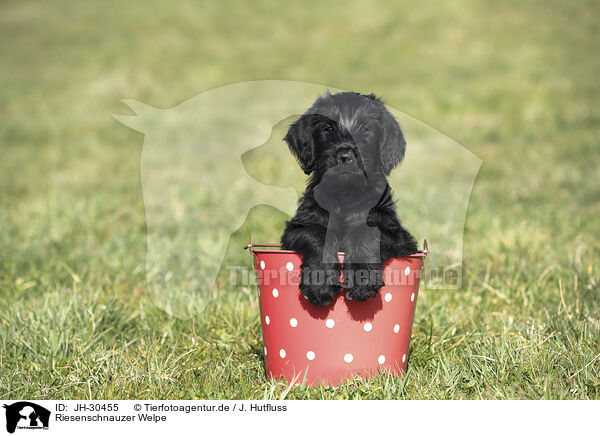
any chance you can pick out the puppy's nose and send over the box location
[336,148,355,164]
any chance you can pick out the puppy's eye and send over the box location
[360,125,372,134]
[323,125,333,132]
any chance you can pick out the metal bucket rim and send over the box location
[245,237,429,258]
[250,248,427,258]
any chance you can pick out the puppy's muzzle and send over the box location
[336,146,356,164]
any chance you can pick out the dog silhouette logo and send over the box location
[2,402,50,434]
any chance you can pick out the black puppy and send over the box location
[281,92,418,306]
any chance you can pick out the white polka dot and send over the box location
[289,317,298,327]
[306,351,315,360]
[303,295,309,300]
[363,322,373,332]
[402,353,406,363]
[378,355,386,365]
[410,292,415,302]
[280,349,286,358]
[326,319,335,328]
[264,346,267,356]
[384,293,392,302]
[344,353,353,363]
[265,315,270,325]
[272,288,279,298]
[404,266,410,276]
[260,260,265,270]
[286,262,294,271]
[393,324,400,334]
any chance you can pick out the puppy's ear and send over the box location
[380,108,406,175]
[284,114,315,174]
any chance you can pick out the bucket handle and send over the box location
[245,234,429,257]
[243,234,282,254]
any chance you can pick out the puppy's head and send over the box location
[284,92,406,189]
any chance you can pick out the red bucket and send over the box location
[248,239,428,386]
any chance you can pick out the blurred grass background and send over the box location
[1,0,598,399]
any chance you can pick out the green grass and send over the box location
[1,0,599,399]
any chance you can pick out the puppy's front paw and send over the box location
[342,264,384,302]
[300,283,340,306]
[345,283,381,301]
[300,264,341,306]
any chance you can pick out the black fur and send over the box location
[281,92,418,306]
